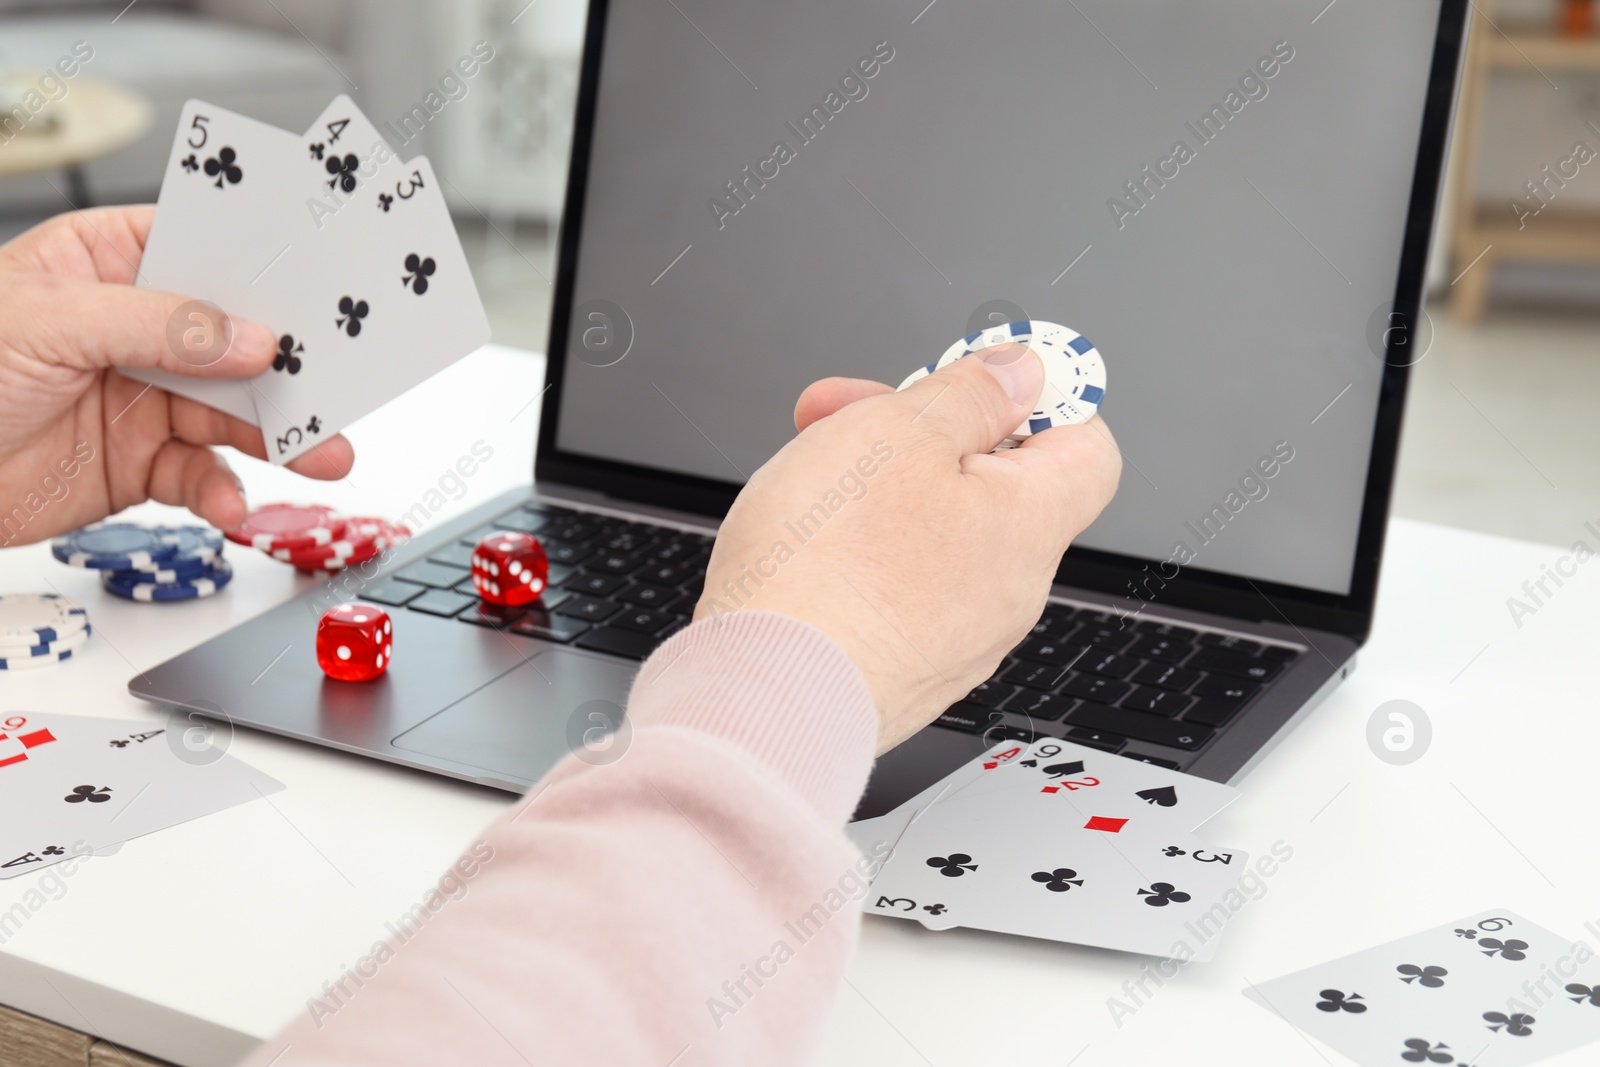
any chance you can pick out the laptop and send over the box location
[130,0,1469,819]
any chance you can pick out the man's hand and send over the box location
[699,344,1122,752]
[0,206,354,544]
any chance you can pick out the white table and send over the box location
[1,345,1595,1066]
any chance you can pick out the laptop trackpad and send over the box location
[391,650,637,786]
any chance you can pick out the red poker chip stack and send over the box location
[226,504,411,577]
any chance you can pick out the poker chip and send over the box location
[278,519,411,572]
[271,518,383,563]
[897,365,932,391]
[112,553,220,584]
[0,624,91,661]
[151,524,225,564]
[900,320,1107,448]
[0,593,89,645]
[52,522,182,569]
[226,504,347,552]
[102,559,234,602]
[233,504,412,577]
[0,647,78,670]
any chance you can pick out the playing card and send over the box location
[945,737,1241,832]
[846,738,1031,859]
[124,99,308,425]
[868,765,1248,960]
[1245,909,1600,1066]
[0,712,285,879]
[302,94,398,212]
[247,148,491,465]
[123,95,489,468]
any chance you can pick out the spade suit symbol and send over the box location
[1135,785,1179,808]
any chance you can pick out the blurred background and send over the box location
[0,0,1595,550]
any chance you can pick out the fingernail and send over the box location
[229,318,275,362]
[978,343,1043,406]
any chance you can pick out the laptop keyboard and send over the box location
[940,601,1301,768]
[360,499,710,662]
[359,497,1301,768]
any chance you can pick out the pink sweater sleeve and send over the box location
[240,611,881,1067]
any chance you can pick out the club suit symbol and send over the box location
[325,152,359,193]
[64,784,111,804]
[1397,964,1447,988]
[337,297,369,337]
[1030,868,1084,893]
[1478,937,1529,961]
[1482,1011,1535,1036]
[1312,991,1363,1017]
[274,334,303,374]
[203,147,242,189]
[403,254,436,295]
[926,854,978,877]
[1400,1038,1454,1063]
[1315,989,1366,1013]
[1135,882,1190,907]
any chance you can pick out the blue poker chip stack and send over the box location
[103,558,234,603]
[53,521,232,604]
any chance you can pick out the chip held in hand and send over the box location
[316,602,392,682]
[471,532,549,607]
[897,320,1107,449]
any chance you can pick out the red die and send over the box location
[316,602,392,681]
[471,531,549,607]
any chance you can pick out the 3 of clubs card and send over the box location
[1246,910,1600,1065]
[245,96,490,464]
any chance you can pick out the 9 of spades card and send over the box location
[246,144,491,465]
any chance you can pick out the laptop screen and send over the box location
[552,0,1446,597]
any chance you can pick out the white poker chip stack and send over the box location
[0,594,91,670]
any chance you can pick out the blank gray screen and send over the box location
[555,0,1445,596]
